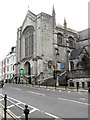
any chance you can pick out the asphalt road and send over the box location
[0,83,89,120]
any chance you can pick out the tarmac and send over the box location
[0,83,88,119]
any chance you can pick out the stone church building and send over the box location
[16,7,90,88]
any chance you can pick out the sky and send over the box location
[0,0,89,61]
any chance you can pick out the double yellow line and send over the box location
[0,103,21,120]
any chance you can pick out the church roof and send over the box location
[56,24,78,34]
[70,48,83,60]
[77,29,88,41]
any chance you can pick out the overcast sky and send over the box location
[0,0,89,61]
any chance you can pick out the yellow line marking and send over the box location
[0,103,21,120]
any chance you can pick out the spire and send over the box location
[52,5,55,15]
[64,18,67,29]
[52,5,56,29]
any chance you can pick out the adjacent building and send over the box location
[2,47,16,82]
[0,61,2,80]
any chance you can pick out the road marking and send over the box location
[80,98,86,100]
[7,104,15,108]
[27,91,46,96]
[59,90,61,92]
[7,102,21,109]
[29,108,38,113]
[0,99,3,101]
[0,102,21,120]
[0,94,59,119]
[52,90,55,91]
[9,87,21,91]
[47,89,50,90]
[58,98,70,102]
[58,97,88,105]
[7,109,21,120]
[9,96,39,110]
[14,88,21,90]
[45,112,59,119]
[78,92,82,94]
[68,91,70,93]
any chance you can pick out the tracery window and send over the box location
[24,26,34,57]
[69,36,74,47]
[70,61,74,70]
[57,33,63,45]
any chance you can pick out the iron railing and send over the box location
[0,94,29,120]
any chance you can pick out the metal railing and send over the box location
[0,94,29,120]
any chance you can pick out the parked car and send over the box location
[0,80,4,88]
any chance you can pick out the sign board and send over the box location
[20,68,24,75]
[61,63,64,68]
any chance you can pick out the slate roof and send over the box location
[70,48,83,60]
[77,29,88,41]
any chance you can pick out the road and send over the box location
[0,83,89,120]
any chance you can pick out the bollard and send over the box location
[24,104,29,120]
[76,82,79,91]
[46,80,47,89]
[39,81,40,87]
[55,81,56,90]
[4,94,7,120]
[88,87,90,94]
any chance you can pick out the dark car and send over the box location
[0,80,4,88]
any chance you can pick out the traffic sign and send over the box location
[20,68,24,75]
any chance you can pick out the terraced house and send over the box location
[15,7,90,88]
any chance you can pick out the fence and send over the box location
[0,94,29,120]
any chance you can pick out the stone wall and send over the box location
[68,69,90,78]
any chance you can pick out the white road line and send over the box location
[45,112,59,119]
[7,104,15,109]
[9,87,21,91]
[14,88,21,90]
[78,92,82,94]
[29,108,37,113]
[47,89,50,90]
[58,97,88,105]
[9,96,39,110]
[80,98,86,100]
[8,97,24,104]
[52,90,55,91]
[0,99,3,101]
[7,102,21,109]
[59,90,61,92]
[0,94,59,119]
[27,91,45,96]
[58,98,70,102]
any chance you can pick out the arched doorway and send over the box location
[24,61,31,75]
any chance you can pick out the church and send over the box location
[15,6,90,88]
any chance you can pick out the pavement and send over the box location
[20,83,88,93]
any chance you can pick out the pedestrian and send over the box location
[15,76,17,84]
[19,77,20,84]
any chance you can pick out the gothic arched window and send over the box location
[70,61,74,70]
[23,26,34,57]
[57,33,63,45]
[68,36,74,47]
[82,58,86,69]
